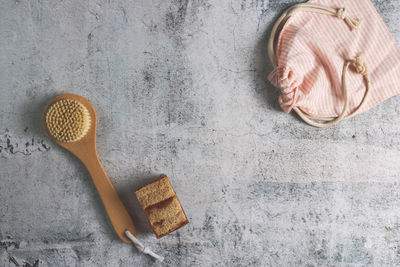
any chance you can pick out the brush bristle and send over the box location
[45,99,91,143]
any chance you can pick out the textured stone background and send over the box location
[2,0,400,266]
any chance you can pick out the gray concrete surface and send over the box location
[2,0,400,266]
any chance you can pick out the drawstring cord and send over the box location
[268,3,370,128]
[335,8,361,31]
[125,230,164,262]
[297,52,370,128]
[352,52,368,76]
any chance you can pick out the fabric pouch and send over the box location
[268,0,400,127]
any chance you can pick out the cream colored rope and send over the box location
[268,3,370,128]
[125,230,164,262]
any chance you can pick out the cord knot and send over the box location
[336,8,346,19]
[336,7,361,31]
[352,53,368,76]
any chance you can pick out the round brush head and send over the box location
[44,98,91,143]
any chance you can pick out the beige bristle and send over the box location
[45,99,91,143]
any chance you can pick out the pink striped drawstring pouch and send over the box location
[268,0,400,128]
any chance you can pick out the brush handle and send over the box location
[80,147,136,243]
[46,94,136,243]
[45,94,136,243]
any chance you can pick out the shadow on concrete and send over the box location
[252,22,281,112]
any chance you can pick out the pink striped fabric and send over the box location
[268,0,400,118]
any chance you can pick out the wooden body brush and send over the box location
[43,94,136,243]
